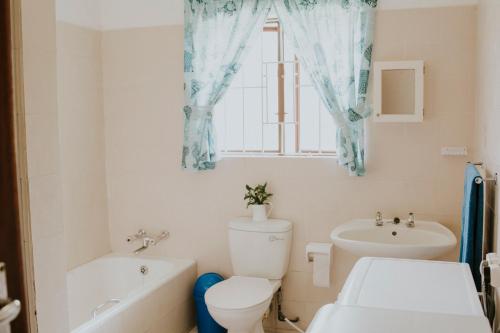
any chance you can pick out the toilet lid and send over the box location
[205,276,273,310]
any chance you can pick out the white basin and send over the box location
[330,219,457,260]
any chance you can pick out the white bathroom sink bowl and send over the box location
[330,219,457,260]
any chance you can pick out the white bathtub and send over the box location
[67,254,197,333]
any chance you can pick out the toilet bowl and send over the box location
[205,276,275,333]
[204,218,293,333]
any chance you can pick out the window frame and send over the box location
[219,18,337,158]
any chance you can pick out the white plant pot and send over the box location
[251,204,271,222]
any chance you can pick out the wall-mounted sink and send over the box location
[330,219,457,260]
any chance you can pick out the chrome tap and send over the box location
[406,212,415,228]
[384,217,401,225]
[126,230,169,254]
[375,211,384,226]
[126,229,146,242]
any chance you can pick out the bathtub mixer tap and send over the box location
[126,229,169,254]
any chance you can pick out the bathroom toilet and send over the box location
[205,218,292,333]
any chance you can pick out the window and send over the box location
[213,18,337,156]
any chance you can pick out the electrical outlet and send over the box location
[441,147,468,156]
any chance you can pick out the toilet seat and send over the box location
[205,276,273,310]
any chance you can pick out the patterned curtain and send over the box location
[182,0,272,171]
[274,0,377,176]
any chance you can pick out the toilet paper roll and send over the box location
[306,242,333,288]
[312,253,331,288]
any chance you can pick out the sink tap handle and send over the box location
[407,212,415,228]
[375,211,383,226]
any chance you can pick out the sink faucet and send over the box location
[375,211,384,226]
[126,229,169,254]
[406,212,415,228]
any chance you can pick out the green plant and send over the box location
[244,183,273,208]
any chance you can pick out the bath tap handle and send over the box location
[128,230,170,254]
[154,231,169,243]
[140,232,169,246]
[126,229,146,243]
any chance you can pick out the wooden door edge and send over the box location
[7,0,38,331]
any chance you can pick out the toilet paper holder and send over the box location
[306,242,332,262]
[306,242,333,288]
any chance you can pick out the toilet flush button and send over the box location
[269,235,284,242]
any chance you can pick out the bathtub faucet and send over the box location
[126,229,169,254]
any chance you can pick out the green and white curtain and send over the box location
[182,0,272,170]
[182,0,377,176]
[274,0,377,176]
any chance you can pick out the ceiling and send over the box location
[56,0,478,30]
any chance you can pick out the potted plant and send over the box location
[244,183,273,222]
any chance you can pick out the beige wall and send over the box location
[100,6,477,330]
[21,0,70,331]
[475,0,500,328]
[56,22,111,270]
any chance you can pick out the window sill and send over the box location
[221,152,337,159]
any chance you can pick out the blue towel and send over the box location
[459,164,484,291]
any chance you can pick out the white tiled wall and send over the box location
[21,0,70,331]
[57,22,111,270]
[475,1,500,329]
[476,0,500,250]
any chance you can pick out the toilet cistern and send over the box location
[126,229,169,254]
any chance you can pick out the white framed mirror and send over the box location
[373,60,424,123]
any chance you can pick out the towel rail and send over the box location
[468,162,497,185]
